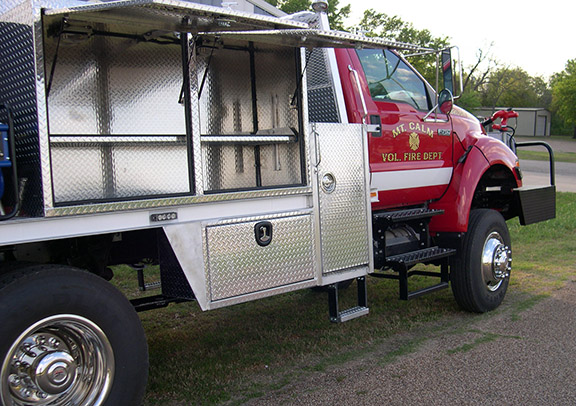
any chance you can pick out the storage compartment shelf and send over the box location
[200,134,296,144]
[50,135,186,144]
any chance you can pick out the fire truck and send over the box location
[0,0,555,404]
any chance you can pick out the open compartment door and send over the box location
[311,123,373,284]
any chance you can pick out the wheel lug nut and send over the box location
[48,337,60,348]
[37,391,48,399]
[21,388,32,398]
[8,374,21,386]
[36,335,46,345]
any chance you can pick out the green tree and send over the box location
[456,47,496,111]
[479,67,551,111]
[462,47,494,92]
[263,0,554,118]
[551,59,576,136]
[264,0,351,30]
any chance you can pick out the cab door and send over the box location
[351,48,454,210]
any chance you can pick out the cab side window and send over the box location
[357,49,429,111]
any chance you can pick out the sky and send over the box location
[345,0,573,79]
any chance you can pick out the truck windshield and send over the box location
[356,49,429,111]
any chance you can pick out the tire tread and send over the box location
[451,209,510,313]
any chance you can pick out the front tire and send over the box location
[0,265,148,406]
[451,209,512,313]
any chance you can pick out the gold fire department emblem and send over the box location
[409,132,420,151]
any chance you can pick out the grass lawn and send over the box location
[114,193,575,405]
[516,135,576,163]
[545,135,576,142]
[517,149,576,164]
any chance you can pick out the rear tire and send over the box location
[0,265,148,406]
[451,209,512,313]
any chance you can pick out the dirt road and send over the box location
[222,137,576,406]
[241,280,576,405]
[516,137,575,193]
[516,136,576,154]
[236,140,576,405]
[521,160,576,192]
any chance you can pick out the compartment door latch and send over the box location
[254,221,273,246]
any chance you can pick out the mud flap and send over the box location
[513,185,556,225]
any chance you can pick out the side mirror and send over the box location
[441,49,453,94]
[438,89,453,115]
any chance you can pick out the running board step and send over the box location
[372,247,455,301]
[373,208,444,224]
[328,277,369,323]
[338,306,370,322]
[386,246,455,270]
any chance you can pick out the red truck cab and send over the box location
[334,47,524,232]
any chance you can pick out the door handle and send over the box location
[348,65,368,124]
[368,115,382,137]
[312,124,321,167]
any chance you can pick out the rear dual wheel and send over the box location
[451,209,512,313]
[0,265,148,406]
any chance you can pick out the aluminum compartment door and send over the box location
[312,122,372,274]
[43,0,308,33]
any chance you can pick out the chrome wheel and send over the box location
[1,314,114,406]
[451,209,512,313]
[481,231,512,292]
